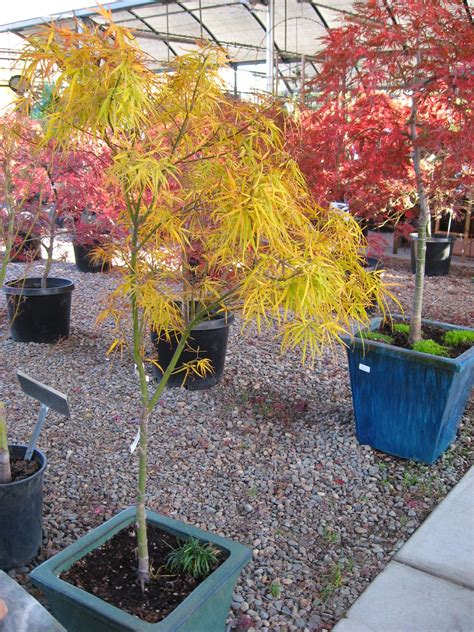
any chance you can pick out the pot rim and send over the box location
[189,310,234,331]
[0,444,48,489]
[152,310,235,335]
[410,232,456,244]
[2,277,75,297]
[342,316,474,372]
[30,506,251,630]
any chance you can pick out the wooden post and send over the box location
[462,200,471,261]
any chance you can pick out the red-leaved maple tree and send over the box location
[292,0,473,341]
[0,115,120,286]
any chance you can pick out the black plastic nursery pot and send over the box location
[151,312,234,390]
[30,506,251,632]
[2,277,75,343]
[0,445,47,570]
[343,318,474,464]
[364,256,382,273]
[73,243,111,273]
[410,233,456,277]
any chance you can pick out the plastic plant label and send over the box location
[134,364,150,383]
[358,363,371,373]
[130,429,141,454]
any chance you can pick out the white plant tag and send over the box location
[359,363,371,373]
[134,364,150,383]
[130,428,140,454]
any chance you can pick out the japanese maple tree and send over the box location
[293,0,473,341]
[0,114,47,277]
[0,114,119,286]
[290,92,413,229]
[18,11,391,591]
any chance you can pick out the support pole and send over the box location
[266,0,275,95]
[300,54,306,105]
[234,65,238,97]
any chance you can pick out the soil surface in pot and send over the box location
[379,321,472,358]
[60,524,228,623]
[8,455,40,482]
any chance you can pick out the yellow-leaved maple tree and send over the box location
[17,10,390,590]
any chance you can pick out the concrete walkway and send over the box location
[0,571,65,632]
[333,467,474,632]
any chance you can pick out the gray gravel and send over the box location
[1,255,472,632]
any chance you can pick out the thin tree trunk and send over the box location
[136,405,149,592]
[0,155,15,287]
[129,224,151,590]
[408,91,429,344]
[41,203,57,289]
[0,403,12,484]
[0,207,15,289]
[42,169,59,289]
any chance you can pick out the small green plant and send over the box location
[442,448,456,467]
[412,339,449,357]
[393,323,410,335]
[166,538,220,579]
[377,463,390,486]
[443,330,474,347]
[236,390,251,407]
[321,562,345,603]
[270,581,282,598]
[402,470,420,488]
[323,527,340,544]
[247,487,258,498]
[361,331,394,344]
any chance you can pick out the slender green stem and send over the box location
[128,194,152,591]
[128,293,240,569]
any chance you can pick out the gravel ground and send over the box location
[1,255,473,632]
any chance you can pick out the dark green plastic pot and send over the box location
[343,318,474,464]
[30,507,251,631]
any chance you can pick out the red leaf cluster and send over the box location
[0,114,122,246]
[289,0,474,234]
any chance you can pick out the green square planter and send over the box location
[343,318,474,464]
[30,507,251,632]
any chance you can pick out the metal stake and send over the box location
[25,404,50,461]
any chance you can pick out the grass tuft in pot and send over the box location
[166,538,220,580]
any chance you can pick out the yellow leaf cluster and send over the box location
[17,13,393,372]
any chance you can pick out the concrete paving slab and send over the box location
[332,618,378,632]
[344,561,474,632]
[0,571,65,632]
[395,466,474,589]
